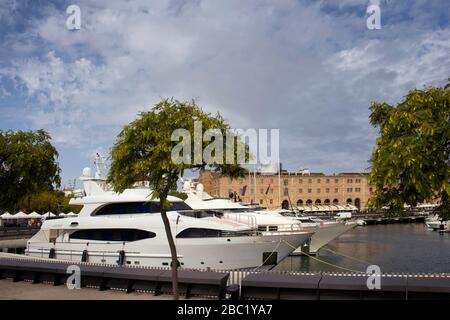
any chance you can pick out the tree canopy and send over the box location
[368,80,450,219]
[109,99,247,196]
[0,130,61,211]
[108,99,248,299]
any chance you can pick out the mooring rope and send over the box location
[252,239,283,271]
[281,239,365,274]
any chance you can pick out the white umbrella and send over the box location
[67,212,78,217]
[14,211,29,219]
[28,211,42,219]
[1,212,14,219]
[59,212,67,217]
[44,211,56,218]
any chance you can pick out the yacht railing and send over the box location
[221,212,258,229]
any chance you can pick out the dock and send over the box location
[0,227,38,253]
[352,213,426,225]
[1,253,449,300]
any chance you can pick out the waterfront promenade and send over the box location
[0,279,166,300]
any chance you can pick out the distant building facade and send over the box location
[198,169,375,210]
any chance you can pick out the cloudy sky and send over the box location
[0,0,449,188]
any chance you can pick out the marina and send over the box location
[0,1,448,306]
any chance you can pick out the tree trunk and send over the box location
[160,196,179,300]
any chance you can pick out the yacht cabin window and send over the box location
[176,228,254,238]
[69,228,156,242]
[92,201,192,216]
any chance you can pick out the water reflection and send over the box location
[275,224,450,273]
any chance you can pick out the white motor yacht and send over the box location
[183,180,355,255]
[26,168,312,270]
[285,215,356,254]
[425,214,448,231]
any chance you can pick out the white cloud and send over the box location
[0,0,449,177]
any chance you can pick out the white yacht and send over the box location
[183,180,356,255]
[26,168,313,270]
[425,214,448,231]
[286,215,356,254]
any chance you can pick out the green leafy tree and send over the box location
[0,130,61,211]
[16,190,80,214]
[368,80,450,219]
[168,190,188,200]
[108,99,247,299]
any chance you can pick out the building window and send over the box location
[299,178,303,184]
[269,199,273,204]
[347,178,353,183]
[335,178,339,183]
[317,188,321,194]
[308,178,312,184]
[317,178,321,183]
[334,188,338,193]
[347,188,352,192]
[355,187,361,192]
[356,178,361,183]
[308,188,312,193]
[326,178,330,183]
[283,179,288,186]
[283,188,289,196]
[259,199,263,205]
[326,188,330,193]
[260,178,264,184]
[299,188,303,193]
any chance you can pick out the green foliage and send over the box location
[0,130,61,211]
[168,190,188,201]
[108,98,248,202]
[108,98,249,299]
[15,190,80,214]
[368,80,450,219]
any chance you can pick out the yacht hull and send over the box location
[291,222,356,255]
[26,231,311,270]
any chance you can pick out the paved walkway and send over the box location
[0,279,190,300]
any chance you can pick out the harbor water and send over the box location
[275,223,450,274]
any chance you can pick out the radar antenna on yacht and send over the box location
[93,153,108,179]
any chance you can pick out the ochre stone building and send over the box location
[198,170,375,210]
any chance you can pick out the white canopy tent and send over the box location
[66,212,78,217]
[12,211,29,219]
[0,212,14,219]
[28,211,43,219]
[43,212,56,219]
